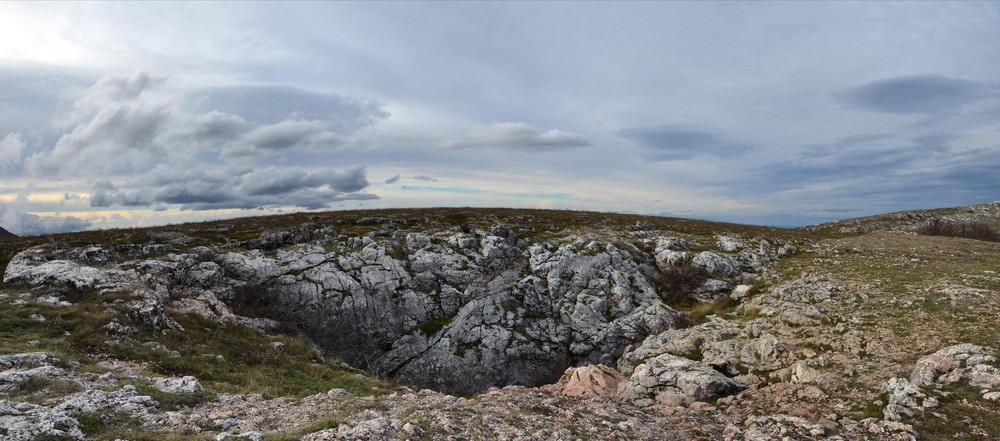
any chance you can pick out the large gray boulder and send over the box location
[620,315,792,379]
[691,252,742,278]
[0,404,85,441]
[152,376,203,394]
[881,344,999,423]
[3,256,109,291]
[910,343,995,386]
[621,353,748,407]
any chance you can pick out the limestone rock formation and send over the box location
[882,344,1000,422]
[544,364,628,398]
[622,353,748,407]
[10,206,993,439]
[2,220,798,394]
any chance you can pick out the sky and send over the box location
[0,1,998,234]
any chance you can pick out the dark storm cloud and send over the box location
[838,75,996,114]
[618,125,753,160]
[240,166,369,196]
[90,165,375,211]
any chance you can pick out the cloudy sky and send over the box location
[0,1,997,234]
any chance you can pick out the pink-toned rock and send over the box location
[910,344,995,386]
[546,364,628,399]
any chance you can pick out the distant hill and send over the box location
[800,202,1000,235]
[0,226,15,238]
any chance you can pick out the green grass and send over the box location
[123,381,213,411]
[262,417,351,440]
[0,288,397,440]
[916,381,1000,440]
[117,312,396,398]
[76,413,212,441]
[0,288,396,402]
[8,377,83,403]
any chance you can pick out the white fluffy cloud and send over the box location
[0,193,91,236]
[27,70,389,177]
[0,133,25,172]
[11,70,384,219]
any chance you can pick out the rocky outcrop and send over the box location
[154,376,204,394]
[542,364,628,398]
[802,201,1000,235]
[692,252,742,279]
[367,240,685,393]
[882,343,1000,422]
[622,353,748,407]
[2,222,795,396]
[619,315,794,379]
[0,352,159,440]
[738,274,838,326]
[909,343,996,386]
[0,352,61,369]
[0,402,87,441]
[3,258,109,292]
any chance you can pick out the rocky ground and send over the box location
[0,205,998,440]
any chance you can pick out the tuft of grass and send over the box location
[419,314,455,336]
[9,377,83,403]
[685,297,739,325]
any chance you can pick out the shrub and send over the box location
[229,284,273,318]
[917,218,999,242]
[659,264,708,295]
